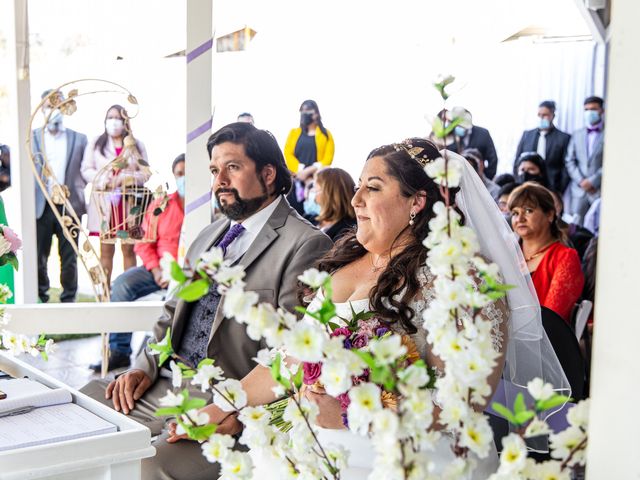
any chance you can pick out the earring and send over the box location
[409,210,416,226]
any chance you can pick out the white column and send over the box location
[5,0,37,304]
[184,0,214,250]
[586,1,640,477]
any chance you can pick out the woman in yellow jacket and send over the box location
[284,100,335,216]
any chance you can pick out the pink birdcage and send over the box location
[91,135,167,244]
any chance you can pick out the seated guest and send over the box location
[494,173,516,187]
[508,182,584,323]
[90,154,187,372]
[313,167,356,241]
[550,189,593,261]
[514,152,550,188]
[497,182,519,218]
[462,148,500,199]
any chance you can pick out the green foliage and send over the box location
[115,230,129,239]
[433,75,455,101]
[536,395,572,412]
[4,252,18,271]
[170,261,187,284]
[270,353,292,391]
[183,422,217,441]
[177,279,210,301]
[148,328,174,367]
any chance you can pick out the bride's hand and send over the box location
[303,389,346,430]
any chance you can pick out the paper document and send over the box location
[0,378,72,414]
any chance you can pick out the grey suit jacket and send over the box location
[564,126,604,200]
[133,196,333,383]
[32,127,88,219]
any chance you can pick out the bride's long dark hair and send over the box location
[316,138,463,334]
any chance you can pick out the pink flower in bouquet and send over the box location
[2,226,21,253]
[337,392,351,410]
[302,362,323,385]
[357,318,380,337]
[330,327,351,338]
[351,333,369,349]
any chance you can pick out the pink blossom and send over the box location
[357,319,379,337]
[337,392,351,411]
[302,362,322,385]
[351,333,369,349]
[2,226,21,253]
[330,327,351,338]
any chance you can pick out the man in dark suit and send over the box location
[81,122,333,480]
[31,90,88,303]
[513,100,571,193]
[565,96,605,224]
[446,107,499,179]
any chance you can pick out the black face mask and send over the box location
[518,172,545,185]
[300,112,314,126]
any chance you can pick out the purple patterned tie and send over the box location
[216,223,245,256]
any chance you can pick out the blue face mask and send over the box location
[175,176,185,198]
[539,117,551,130]
[303,190,321,217]
[454,125,467,138]
[584,110,601,126]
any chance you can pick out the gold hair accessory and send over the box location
[392,141,433,167]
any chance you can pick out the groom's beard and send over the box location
[216,178,269,221]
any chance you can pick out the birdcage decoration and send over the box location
[91,134,168,244]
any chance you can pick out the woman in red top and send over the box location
[509,182,584,323]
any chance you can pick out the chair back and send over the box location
[574,299,593,341]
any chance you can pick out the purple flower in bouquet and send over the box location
[2,226,21,253]
[302,362,323,385]
[352,369,370,385]
[375,327,390,338]
[351,333,369,349]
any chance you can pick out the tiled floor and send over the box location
[19,332,148,389]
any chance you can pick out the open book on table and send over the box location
[0,378,117,451]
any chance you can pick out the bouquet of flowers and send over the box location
[0,225,21,270]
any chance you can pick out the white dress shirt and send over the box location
[536,130,547,159]
[224,195,283,264]
[43,127,68,190]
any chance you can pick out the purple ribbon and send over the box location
[187,117,213,143]
[186,38,213,64]
[185,191,212,215]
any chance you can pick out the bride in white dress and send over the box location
[176,138,568,479]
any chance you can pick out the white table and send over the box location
[0,352,155,479]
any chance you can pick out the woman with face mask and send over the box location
[514,151,550,189]
[81,104,149,286]
[283,100,335,216]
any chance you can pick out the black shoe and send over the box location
[89,353,131,373]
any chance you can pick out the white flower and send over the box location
[220,450,253,478]
[0,285,13,304]
[283,397,319,427]
[347,383,382,434]
[244,304,280,341]
[271,384,286,397]
[191,364,225,392]
[459,413,494,458]
[213,379,247,412]
[297,268,330,289]
[201,433,234,463]
[214,265,246,286]
[527,378,555,401]
[371,409,399,439]
[253,348,274,367]
[0,235,11,257]
[199,247,225,272]
[159,252,176,282]
[181,409,209,426]
[566,399,589,429]
[549,426,586,466]
[148,332,169,355]
[423,155,463,188]
[497,433,528,474]
[44,338,56,356]
[397,363,431,390]
[369,335,406,365]
[1,331,21,355]
[169,360,182,388]
[222,285,258,322]
[158,389,185,407]
[238,406,270,429]
[319,360,352,396]
[284,321,326,363]
[525,460,570,480]
[524,418,552,438]
[325,444,350,473]
[401,390,434,426]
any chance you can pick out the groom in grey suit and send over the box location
[565,96,605,224]
[81,122,332,479]
[32,89,88,303]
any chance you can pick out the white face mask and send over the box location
[105,118,125,137]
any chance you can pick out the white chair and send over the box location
[574,299,593,341]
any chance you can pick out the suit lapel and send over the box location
[208,197,290,339]
[64,130,75,182]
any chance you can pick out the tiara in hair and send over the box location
[392,141,434,167]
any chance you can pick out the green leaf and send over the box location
[153,207,163,216]
[129,205,141,216]
[183,397,207,411]
[186,423,217,441]
[36,334,47,347]
[154,407,183,416]
[431,117,446,139]
[513,392,526,414]
[177,279,210,302]
[271,353,282,382]
[170,261,187,284]
[514,410,536,425]
[536,395,572,412]
[292,365,304,390]
[294,306,309,316]
[354,350,376,369]
[5,253,18,272]
[116,230,129,239]
[197,358,215,368]
[491,402,517,425]
[327,322,340,332]
[443,117,462,136]
[158,351,170,367]
[39,350,49,362]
